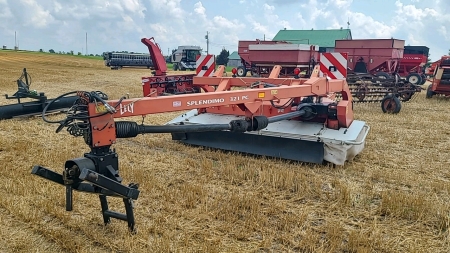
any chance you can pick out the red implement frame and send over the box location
[141,37,197,96]
[428,56,450,96]
[89,65,353,148]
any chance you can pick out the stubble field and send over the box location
[0,50,450,253]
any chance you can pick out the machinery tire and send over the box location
[173,63,178,71]
[375,71,390,79]
[420,74,427,85]
[251,67,259,77]
[236,66,247,77]
[381,95,402,114]
[406,73,422,85]
[426,84,435,98]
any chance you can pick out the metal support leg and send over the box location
[99,195,111,225]
[123,198,136,233]
[65,185,73,211]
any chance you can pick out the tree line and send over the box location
[39,48,101,57]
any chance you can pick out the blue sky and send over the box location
[0,0,448,61]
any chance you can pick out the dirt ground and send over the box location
[0,50,450,253]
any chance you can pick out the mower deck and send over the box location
[167,110,370,165]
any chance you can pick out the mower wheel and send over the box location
[381,95,402,114]
[426,84,435,98]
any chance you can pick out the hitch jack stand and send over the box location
[31,148,140,233]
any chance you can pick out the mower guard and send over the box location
[167,110,370,166]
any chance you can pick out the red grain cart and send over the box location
[236,40,319,77]
[397,46,429,85]
[334,39,404,79]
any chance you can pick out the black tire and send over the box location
[420,74,427,85]
[251,67,259,77]
[406,73,422,85]
[381,95,402,114]
[236,66,247,77]
[375,71,390,79]
[173,63,178,71]
[426,84,435,98]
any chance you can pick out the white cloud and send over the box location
[19,0,55,28]
[263,3,275,11]
[438,26,448,40]
[245,14,272,38]
[329,0,353,8]
[194,1,207,21]
[148,0,185,23]
[121,0,146,17]
[394,0,438,20]
[346,11,397,38]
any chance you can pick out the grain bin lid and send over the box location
[249,43,319,51]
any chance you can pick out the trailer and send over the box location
[102,52,154,70]
[333,38,405,79]
[236,40,319,77]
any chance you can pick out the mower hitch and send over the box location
[32,147,140,233]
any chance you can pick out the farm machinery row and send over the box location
[100,36,429,115]
[29,37,370,233]
[232,38,423,113]
[137,37,423,113]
